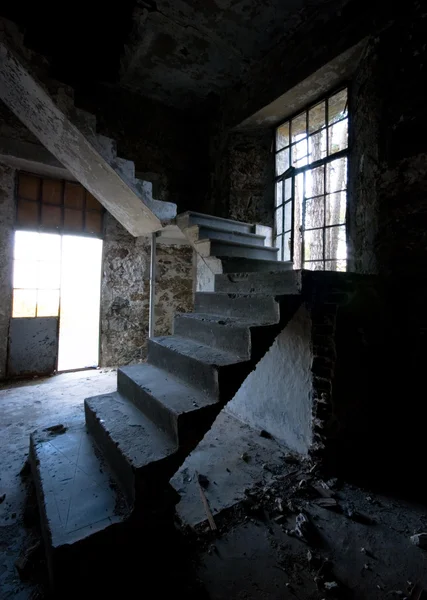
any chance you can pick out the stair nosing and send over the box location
[187,224,265,239]
[195,238,279,251]
[181,210,254,228]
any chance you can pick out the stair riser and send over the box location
[197,227,265,247]
[215,271,301,295]
[84,400,136,506]
[220,258,293,273]
[90,135,117,163]
[148,339,220,398]
[208,240,278,261]
[195,293,280,322]
[174,314,251,358]
[187,214,253,235]
[117,368,179,443]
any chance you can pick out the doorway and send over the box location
[9,231,103,376]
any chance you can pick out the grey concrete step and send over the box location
[148,335,246,399]
[29,424,129,587]
[171,411,288,529]
[113,156,135,182]
[188,224,265,247]
[174,312,262,358]
[196,238,279,261]
[84,392,177,505]
[195,292,280,322]
[220,257,293,273]
[178,211,254,235]
[215,270,301,295]
[117,363,218,447]
[90,134,117,163]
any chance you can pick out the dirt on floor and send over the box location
[1,372,427,599]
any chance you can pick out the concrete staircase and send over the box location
[0,17,175,236]
[29,212,300,588]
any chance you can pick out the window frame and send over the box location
[273,84,350,271]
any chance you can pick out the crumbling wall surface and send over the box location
[100,214,193,367]
[227,304,313,455]
[0,163,15,379]
[76,85,209,213]
[210,130,274,225]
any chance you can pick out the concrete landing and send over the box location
[30,423,129,586]
[171,411,290,529]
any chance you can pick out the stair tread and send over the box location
[180,210,253,228]
[30,424,129,549]
[85,392,177,470]
[119,363,217,414]
[149,335,244,366]
[196,238,278,252]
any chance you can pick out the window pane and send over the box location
[17,199,39,227]
[275,235,283,261]
[13,259,37,288]
[328,119,348,155]
[326,157,347,193]
[64,182,85,209]
[304,261,324,271]
[326,192,346,226]
[42,179,62,205]
[275,206,283,234]
[325,225,346,260]
[37,261,61,289]
[41,204,61,229]
[14,231,39,260]
[276,148,290,176]
[304,228,323,261]
[309,101,325,133]
[275,180,283,207]
[305,165,325,197]
[18,174,40,201]
[284,177,292,201]
[325,259,347,272]
[38,233,61,261]
[309,130,327,163]
[64,208,83,231]
[284,231,291,261]
[13,289,37,318]
[291,113,307,141]
[292,139,308,167]
[284,201,292,232]
[305,197,324,230]
[276,122,290,150]
[328,89,348,125]
[37,289,59,317]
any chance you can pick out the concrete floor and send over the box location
[0,369,117,598]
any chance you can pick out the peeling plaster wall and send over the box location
[100,213,193,368]
[0,162,14,379]
[227,305,313,455]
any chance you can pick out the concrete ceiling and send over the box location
[120,0,314,108]
[1,0,329,110]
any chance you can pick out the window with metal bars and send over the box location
[274,88,348,271]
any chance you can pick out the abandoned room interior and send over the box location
[0,0,426,597]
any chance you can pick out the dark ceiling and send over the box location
[1,0,326,110]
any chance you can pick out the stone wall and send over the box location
[100,213,193,367]
[76,84,209,213]
[0,162,15,379]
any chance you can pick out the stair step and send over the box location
[148,335,245,399]
[174,312,262,358]
[178,211,254,235]
[117,363,218,448]
[215,270,301,295]
[188,224,265,247]
[29,424,129,578]
[72,107,97,135]
[84,392,177,505]
[90,134,117,163]
[220,257,293,273]
[113,157,135,182]
[196,238,279,261]
[195,292,280,321]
